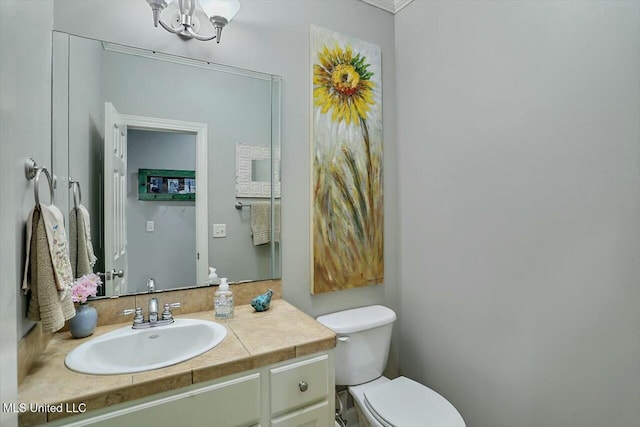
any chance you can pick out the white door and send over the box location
[104,102,128,295]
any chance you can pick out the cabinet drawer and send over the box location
[270,355,329,416]
[270,400,329,427]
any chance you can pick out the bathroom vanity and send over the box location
[18,300,335,426]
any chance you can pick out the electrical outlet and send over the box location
[146,221,154,232]
[212,224,227,238]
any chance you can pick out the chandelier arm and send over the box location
[158,18,186,35]
[185,25,217,42]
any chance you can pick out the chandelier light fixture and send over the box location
[146,0,240,43]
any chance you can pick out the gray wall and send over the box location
[0,2,53,426]
[396,2,640,427]
[127,129,197,293]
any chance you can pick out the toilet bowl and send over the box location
[317,305,465,427]
[350,376,465,427]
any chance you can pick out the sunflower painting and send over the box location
[311,26,383,294]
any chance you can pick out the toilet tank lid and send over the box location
[316,305,396,334]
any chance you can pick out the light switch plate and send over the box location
[213,224,226,238]
[146,221,154,232]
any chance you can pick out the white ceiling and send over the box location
[359,0,414,14]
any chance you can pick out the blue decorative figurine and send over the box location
[251,289,273,312]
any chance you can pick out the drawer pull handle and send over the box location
[298,381,308,392]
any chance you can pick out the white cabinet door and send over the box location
[270,401,329,427]
[70,373,261,427]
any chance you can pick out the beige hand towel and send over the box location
[250,201,281,246]
[274,201,281,243]
[251,202,270,245]
[26,208,76,333]
[40,204,74,290]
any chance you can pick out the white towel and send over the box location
[78,205,97,267]
[250,202,281,246]
[70,204,97,278]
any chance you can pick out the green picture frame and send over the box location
[138,169,196,201]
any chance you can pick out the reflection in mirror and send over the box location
[52,32,282,298]
[127,129,197,294]
[252,159,271,183]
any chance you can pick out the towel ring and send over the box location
[69,179,82,208]
[25,158,54,206]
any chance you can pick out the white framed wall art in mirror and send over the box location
[235,143,281,198]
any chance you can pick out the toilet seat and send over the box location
[359,377,465,427]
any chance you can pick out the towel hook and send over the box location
[69,178,82,208]
[25,158,54,206]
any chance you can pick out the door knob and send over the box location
[97,269,125,280]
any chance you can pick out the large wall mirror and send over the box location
[52,32,282,297]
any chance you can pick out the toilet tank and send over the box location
[317,305,396,386]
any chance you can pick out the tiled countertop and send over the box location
[18,300,336,425]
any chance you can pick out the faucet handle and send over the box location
[123,307,145,326]
[161,302,181,321]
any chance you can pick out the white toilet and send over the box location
[317,305,465,427]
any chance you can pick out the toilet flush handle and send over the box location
[337,336,351,343]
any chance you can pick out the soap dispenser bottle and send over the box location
[207,267,220,285]
[214,278,234,319]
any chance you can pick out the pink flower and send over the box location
[71,273,102,304]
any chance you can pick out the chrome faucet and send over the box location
[122,299,181,329]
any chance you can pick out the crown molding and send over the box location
[359,0,414,14]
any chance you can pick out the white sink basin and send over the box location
[65,318,227,375]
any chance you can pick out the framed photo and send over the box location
[138,169,196,201]
[184,178,196,193]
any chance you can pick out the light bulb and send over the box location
[198,0,240,22]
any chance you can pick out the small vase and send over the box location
[69,303,98,338]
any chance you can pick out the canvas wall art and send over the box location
[310,25,384,294]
